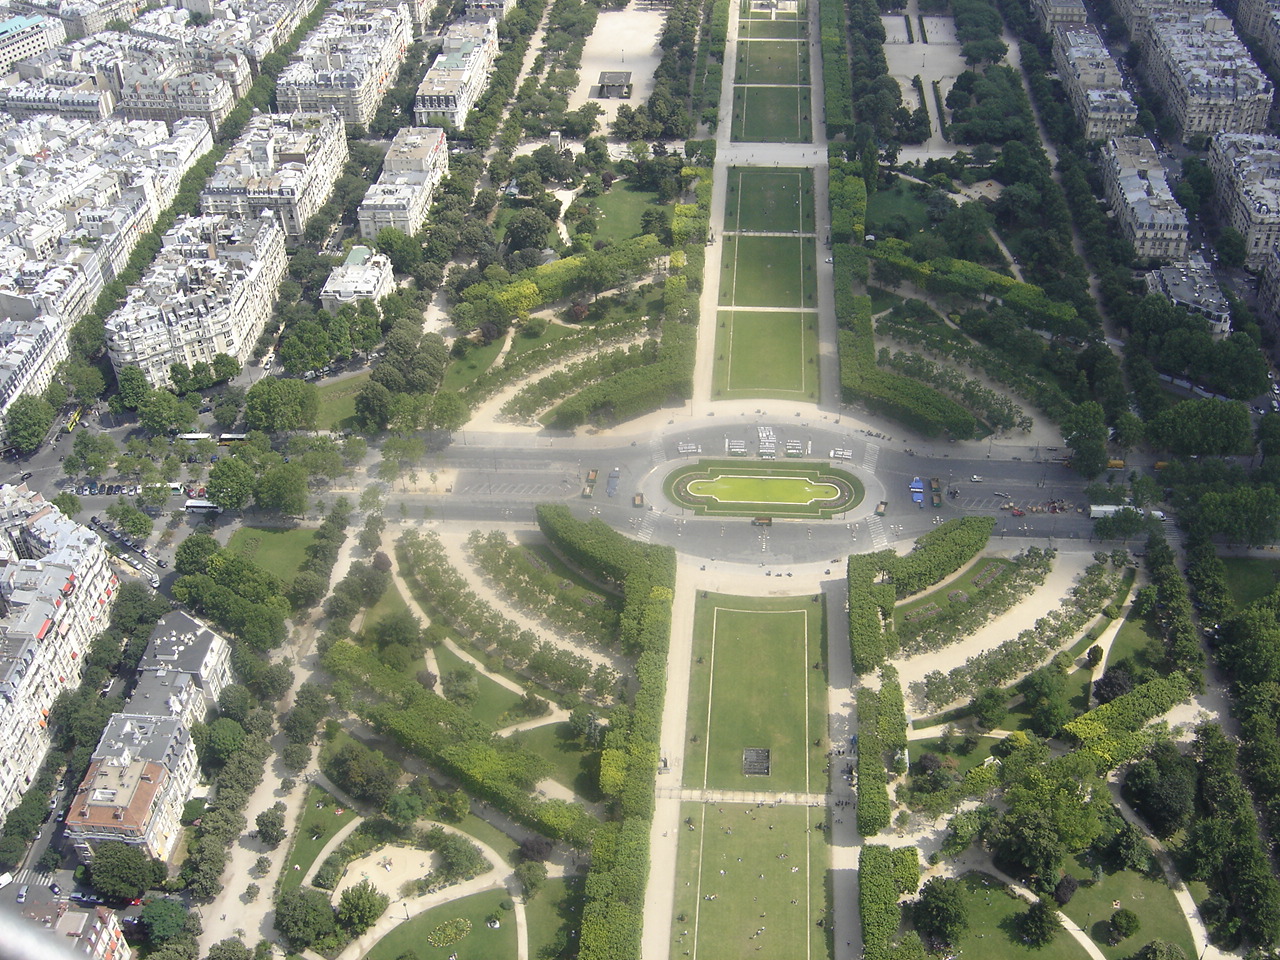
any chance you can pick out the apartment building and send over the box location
[357,125,448,239]
[0,314,68,442]
[0,13,64,73]
[1139,13,1271,138]
[1110,0,1213,46]
[1053,25,1139,139]
[12,0,145,39]
[320,245,394,312]
[18,903,132,960]
[1032,0,1086,31]
[136,610,231,718]
[104,211,287,388]
[276,3,411,128]
[1101,136,1188,260]
[413,18,497,130]
[1145,254,1231,333]
[115,49,251,129]
[201,112,348,238]
[0,485,116,822]
[1256,245,1280,327]
[464,0,516,19]
[1209,132,1280,268]
[65,713,197,863]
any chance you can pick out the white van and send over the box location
[16,884,27,903]
[0,872,12,889]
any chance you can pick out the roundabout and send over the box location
[663,458,864,519]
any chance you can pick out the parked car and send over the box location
[156,559,168,568]
[20,472,32,481]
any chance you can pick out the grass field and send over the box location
[723,168,815,234]
[731,85,812,143]
[719,235,816,308]
[946,873,1092,960]
[525,877,585,960]
[893,556,1010,627]
[508,721,604,803]
[688,474,839,505]
[683,593,827,793]
[736,39,809,85]
[666,460,863,519]
[226,526,317,582]
[866,181,931,237]
[442,337,504,392]
[1106,608,1167,675]
[314,371,370,430]
[359,583,410,634]
[592,182,662,243]
[738,18,805,37]
[280,785,359,894]
[1059,856,1196,960]
[363,889,516,960]
[434,643,525,729]
[713,310,818,400]
[1221,557,1280,610]
[671,802,827,960]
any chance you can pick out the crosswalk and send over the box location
[867,516,889,550]
[11,866,46,886]
[649,438,666,466]
[636,513,656,543]
[861,442,879,473]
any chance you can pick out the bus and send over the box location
[64,407,84,433]
[218,433,248,446]
[184,499,222,514]
[176,433,213,442]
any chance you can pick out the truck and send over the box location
[875,501,888,517]
[929,478,942,508]
[1108,459,1127,469]
[633,493,645,508]
[1088,504,1138,519]
[606,467,620,497]
[586,468,599,485]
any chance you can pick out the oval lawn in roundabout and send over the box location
[665,459,864,519]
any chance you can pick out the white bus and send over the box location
[176,433,213,442]
[218,433,249,445]
[184,499,222,514]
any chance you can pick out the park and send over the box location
[664,460,863,518]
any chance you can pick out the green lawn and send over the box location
[508,722,604,803]
[736,39,809,85]
[683,593,827,793]
[1221,557,1280,610]
[868,286,905,314]
[723,167,815,234]
[714,310,819,400]
[737,17,806,37]
[719,235,817,308]
[451,810,520,865]
[442,337,505,392]
[1106,609,1167,675]
[731,85,812,143]
[226,526,318,582]
[362,889,516,960]
[525,541,620,601]
[1006,667,1092,730]
[1059,856,1196,960]
[434,643,526,729]
[280,785,359,894]
[508,321,576,359]
[357,583,411,637]
[945,873,1093,960]
[671,802,826,960]
[866,182,932,237]
[525,877,585,960]
[592,182,663,244]
[893,556,1011,628]
[906,735,1002,776]
[666,460,864,519]
[314,371,370,431]
[688,474,840,505]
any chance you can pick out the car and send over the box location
[156,559,168,568]
[88,485,98,496]
[55,779,64,791]
[16,885,27,903]
[1272,383,1279,395]
[971,475,984,482]
[148,574,159,588]
[49,883,60,896]
[47,795,56,808]
[825,257,834,264]
[198,406,212,414]
[994,491,1011,498]
[210,456,219,463]
[19,472,31,482]
[90,516,99,525]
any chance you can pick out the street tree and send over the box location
[106,500,153,539]
[275,887,337,951]
[207,458,256,512]
[1062,401,1109,479]
[254,463,309,515]
[256,802,286,847]
[51,492,81,517]
[88,841,162,900]
[141,898,192,943]
[244,378,318,433]
[175,533,220,575]
[205,717,246,767]
[6,395,54,451]
[139,390,196,435]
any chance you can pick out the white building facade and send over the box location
[357,125,447,238]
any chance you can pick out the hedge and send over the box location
[878,665,908,752]
[834,252,979,438]
[829,157,868,245]
[857,688,891,835]
[1062,673,1192,769]
[848,551,898,674]
[819,0,854,136]
[860,845,920,960]
[536,506,675,960]
[892,517,995,598]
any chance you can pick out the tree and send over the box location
[139,390,196,435]
[1020,899,1061,947]
[254,463,309,515]
[1216,227,1247,269]
[205,717,246,767]
[88,840,161,900]
[64,360,106,404]
[336,879,389,934]
[1053,873,1078,906]
[1110,908,1140,942]
[428,392,469,432]
[505,208,553,251]
[175,533,220,575]
[117,367,150,410]
[205,940,252,960]
[283,742,312,772]
[354,381,393,432]
[515,859,547,900]
[106,500,153,539]
[275,887,337,950]
[141,898,192,943]
[6,395,54,451]
[915,877,968,945]
[1134,940,1187,960]
[244,378,318,433]
[1062,401,1109,479]
[256,802,287,847]
[207,458,256,512]
[1123,741,1196,838]
[971,687,1007,730]
[51,492,82,517]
